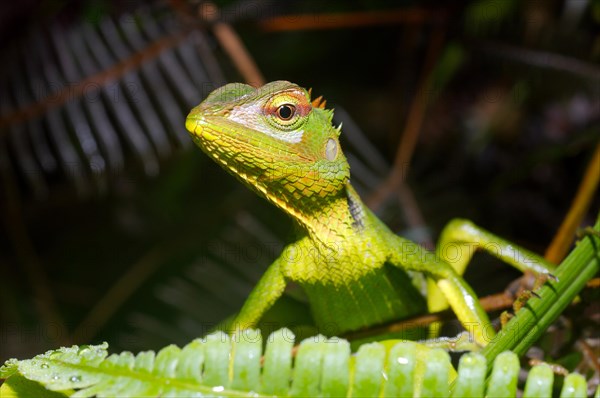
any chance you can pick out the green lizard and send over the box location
[185,81,555,346]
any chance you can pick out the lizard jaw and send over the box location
[184,116,198,136]
[185,116,218,142]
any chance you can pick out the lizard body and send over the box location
[186,81,554,345]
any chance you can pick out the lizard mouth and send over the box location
[185,115,218,143]
[185,116,200,137]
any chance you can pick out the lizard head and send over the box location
[186,81,350,218]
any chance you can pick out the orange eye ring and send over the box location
[276,104,295,121]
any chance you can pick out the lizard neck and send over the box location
[289,183,367,244]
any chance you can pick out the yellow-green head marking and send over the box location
[186,81,350,231]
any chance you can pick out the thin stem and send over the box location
[259,8,446,32]
[367,26,446,210]
[481,216,600,364]
[199,3,265,87]
[0,146,68,345]
[343,292,514,342]
[545,142,600,263]
[71,238,198,343]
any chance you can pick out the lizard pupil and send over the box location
[276,104,295,120]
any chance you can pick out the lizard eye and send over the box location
[276,104,295,120]
[265,90,310,131]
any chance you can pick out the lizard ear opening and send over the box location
[325,138,338,161]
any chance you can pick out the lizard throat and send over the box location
[262,182,367,242]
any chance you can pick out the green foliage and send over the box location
[481,217,600,363]
[2,328,598,398]
[464,0,518,35]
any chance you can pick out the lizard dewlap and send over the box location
[186,81,555,345]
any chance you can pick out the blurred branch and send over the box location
[72,238,198,344]
[0,146,68,345]
[170,0,229,86]
[474,41,600,80]
[199,2,265,87]
[545,142,600,263]
[259,8,447,32]
[344,291,514,341]
[367,26,446,211]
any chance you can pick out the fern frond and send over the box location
[0,4,223,199]
[3,329,598,398]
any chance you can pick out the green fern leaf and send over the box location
[0,337,254,397]
[1,374,70,398]
[3,329,600,398]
